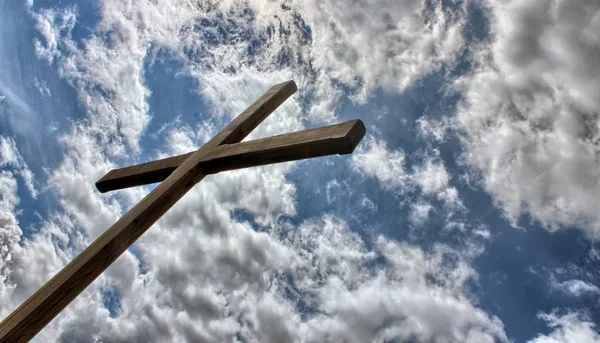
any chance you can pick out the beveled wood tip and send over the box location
[95,173,113,193]
[340,119,366,154]
[95,182,107,193]
[276,80,297,94]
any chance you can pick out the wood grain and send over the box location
[0,80,297,342]
[96,119,366,193]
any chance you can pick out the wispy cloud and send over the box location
[551,277,600,297]
[0,136,38,198]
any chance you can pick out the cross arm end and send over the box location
[338,119,366,155]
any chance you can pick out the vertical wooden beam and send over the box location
[0,81,297,342]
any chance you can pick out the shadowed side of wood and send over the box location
[95,153,193,192]
[95,119,366,193]
[203,119,365,173]
[0,80,298,342]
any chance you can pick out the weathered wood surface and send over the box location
[96,119,366,193]
[0,81,298,342]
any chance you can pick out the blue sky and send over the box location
[1,0,599,342]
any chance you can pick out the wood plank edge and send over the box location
[338,119,366,154]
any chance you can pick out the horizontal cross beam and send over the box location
[96,120,366,193]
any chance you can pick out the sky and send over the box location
[1,0,599,342]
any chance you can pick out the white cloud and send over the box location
[417,115,451,142]
[190,70,304,141]
[31,6,77,64]
[529,311,600,343]
[551,278,600,297]
[410,200,433,226]
[352,136,408,191]
[0,171,21,314]
[154,0,467,121]
[455,0,600,239]
[0,169,76,322]
[413,156,450,194]
[290,217,507,343]
[0,136,37,198]
[352,139,464,211]
[297,0,466,104]
[30,1,179,155]
[36,0,467,129]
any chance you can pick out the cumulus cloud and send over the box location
[34,0,467,128]
[166,0,467,123]
[28,214,507,342]
[455,0,600,239]
[0,170,21,314]
[296,0,466,104]
[290,217,507,343]
[528,311,600,343]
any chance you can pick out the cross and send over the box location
[0,80,366,341]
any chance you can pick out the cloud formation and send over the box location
[455,0,600,239]
[352,136,463,213]
[529,311,600,343]
[24,212,507,342]
[551,278,600,297]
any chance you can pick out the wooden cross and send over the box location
[0,80,366,341]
